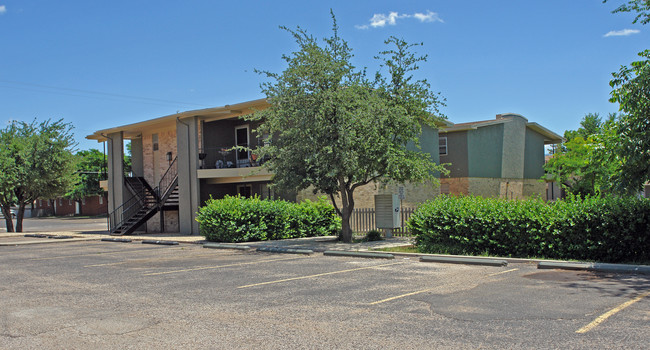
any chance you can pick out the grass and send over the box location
[373,245,419,254]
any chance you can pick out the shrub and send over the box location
[409,195,650,263]
[196,195,341,242]
[364,230,383,242]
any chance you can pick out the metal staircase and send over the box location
[108,157,178,235]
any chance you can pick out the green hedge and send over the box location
[408,195,650,263]
[196,196,341,242]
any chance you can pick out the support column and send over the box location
[107,132,125,215]
[176,116,201,235]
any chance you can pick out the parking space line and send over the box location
[30,247,182,261]
[83,252,223,267]
[237,262,404,289]
[487,268,519,277]
[370,268,522,306]
[576,291,650,334]
[369,288,436,305]
[143,256,308,276]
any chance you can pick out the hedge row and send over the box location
[408,195,650,263]
[196,196,341,242]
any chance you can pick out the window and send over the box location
[439,137,448,156]
[99,196,103,205]
[152,134,159,151]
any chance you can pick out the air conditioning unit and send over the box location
[375,194,400,229]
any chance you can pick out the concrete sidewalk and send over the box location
[0,231,413,251]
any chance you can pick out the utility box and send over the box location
[375,194,400,229]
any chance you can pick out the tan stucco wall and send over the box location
[297,180,441,209]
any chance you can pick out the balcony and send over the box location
[197,148,272,184]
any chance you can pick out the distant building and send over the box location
[32,194,108,217]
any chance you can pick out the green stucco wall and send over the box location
[524,128,546,179]
[440,131,468,177]
[467,124,504,178]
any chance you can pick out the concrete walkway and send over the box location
[0,230,413,251]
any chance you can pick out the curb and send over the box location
[323,250,394,259]
[0,237,101,246]
[538,261,650,275]
[420,256,508,267]
[257,247,314,255]
[101,238,132,243]
[141,240,179,246]
[203,243,251,250]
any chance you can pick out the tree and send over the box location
[606,0,650,24]
[251,14,447,242]
[543,113,619,196]
[608,50,650,194]
[0,119,77,232]
[66,149,107,212]
[604,1,650,193]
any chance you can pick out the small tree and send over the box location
[252,14,447,242]
[544,113,619,196]
[0,119,77,232]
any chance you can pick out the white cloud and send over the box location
[357,10,443,29]
[0,5,6,14]
[604,29,640,37]
[413,10,443,23]
[369,12,409,28]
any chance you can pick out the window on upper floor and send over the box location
[439,137,448,156]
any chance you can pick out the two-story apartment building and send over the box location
[87,99,561,235]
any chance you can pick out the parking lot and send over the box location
[0,237,648,349]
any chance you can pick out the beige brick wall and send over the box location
[141,126,178,233]
[440,178,469,195]
[296,180,441,209]
[439,177,546,200]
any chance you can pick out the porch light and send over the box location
[166,151,173,164]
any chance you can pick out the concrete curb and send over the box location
[538,261,650,275]
[420,256,508,267]
[257,247,314,255]
[0,237,101,246]
[323,250,394,259]
[141,240,179,246]
[101,238,132,243]
[203,243,251,250]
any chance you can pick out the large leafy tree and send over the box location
[603,0,650,193]
[252,14,447,242]
[608,51,650,193]
[0,119,77,232]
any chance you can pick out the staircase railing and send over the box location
[108,185,150,233]
[155,156,178,205]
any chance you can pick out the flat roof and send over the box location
[86,98,270,142]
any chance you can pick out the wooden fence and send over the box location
[350,207,416,236]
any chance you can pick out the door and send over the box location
[235,126,249,168]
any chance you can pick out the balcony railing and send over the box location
[199,147,263,170]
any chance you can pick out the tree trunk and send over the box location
[340,209,353,243]
[1,205,14,232]
[15,204,26,232]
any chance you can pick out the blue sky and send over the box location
[0,1,648,151]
